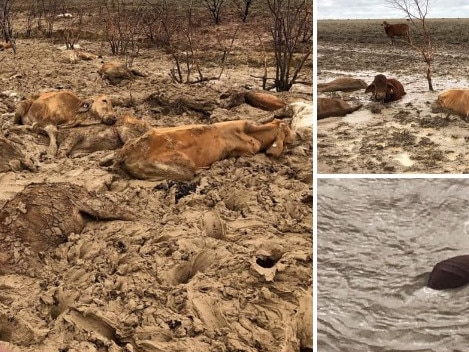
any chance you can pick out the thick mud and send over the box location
[0,15,312,352]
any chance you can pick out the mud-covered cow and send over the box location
[365,74,406,103]
[14,90,116,127]
[317,97,362,119]
[117,119,294,181]
[431,89,469,118]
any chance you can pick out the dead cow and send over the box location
[14,90,116,127]
[365,74,406,103]
[317,77,368,92]
[244,91,286,111]
[317,97,362,120]
[431,89,469,118]
[382,21,411,45]
[98,61,147,85]
[0,182,135,276]
[60,49,98,64]
[51,114,152,158]
[117,119,294,181]
[0,136,36,173]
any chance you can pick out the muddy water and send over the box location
[318,178,469,352]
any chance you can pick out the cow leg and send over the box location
[43,125,59,157]
[57,133,84,158]
[123,151,197,182]
[243,121,287,152]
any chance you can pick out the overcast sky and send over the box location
[318,0,469,19]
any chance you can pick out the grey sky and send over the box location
[318,0,469,19]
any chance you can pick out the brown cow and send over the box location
[98,61,147,85]
[50,114,152,158]
[382,21,411,45]
[0,136,36,173]
[244,91,286,111]
[14,90,116,127]
[117,119,294,181]
[0,182,134,276]
[365,74,406,103]
[317,97,362,120]
[317,77,368,92]
[431,89,469,118]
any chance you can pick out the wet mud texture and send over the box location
[0,18,312,352]
[318,18,469,174]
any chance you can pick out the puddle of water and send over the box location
[393,152,414,167]
[342,109,375,124]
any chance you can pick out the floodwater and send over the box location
[318,178,469,352]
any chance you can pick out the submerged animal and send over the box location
[117,119,294,181]
[98,61,147,85]
[427,255,469,290]
[365,74,406,103]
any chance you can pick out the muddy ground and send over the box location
[318,18,469,174]
[0,9,312,352]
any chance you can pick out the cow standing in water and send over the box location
[427,255,469,290]
[382,21,411,45]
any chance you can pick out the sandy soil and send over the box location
[0,14,312,352]
[318,18,469,174]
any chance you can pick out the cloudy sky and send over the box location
[318,0,469,19]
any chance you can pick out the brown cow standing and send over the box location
[117,119,294,181]
[382,21,411,45]
[365,74,406,103]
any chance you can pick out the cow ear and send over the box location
[77,100,92,113]
[364,84,374,93]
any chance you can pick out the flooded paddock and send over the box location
[318,19,469,174]
[318,178,469,352]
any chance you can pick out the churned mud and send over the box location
[318,18,469,174]
[0,10,312,352]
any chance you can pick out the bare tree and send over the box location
[203,0,226,25]
[267,0,312,92]
[0,0,14,43]
[232,0,255,22]
[386,0,434,91]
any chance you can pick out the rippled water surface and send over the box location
[318,179,469,352]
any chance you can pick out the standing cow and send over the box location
[382,21,411,45]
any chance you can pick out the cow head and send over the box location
[81,95,117,125]
[365,74,394,102]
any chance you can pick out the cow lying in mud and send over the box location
[365,74,406,103]
[382,21,411,45]
[431,89,469,118]
[98,61,147,85]
[317,97,362,120]
[317,77,368,93]
[0,182,134,276]
[14,91,117,156]
[14,90,116,127]
[116,119,294,181]
[49,114,152,158]
[427,255,469,290]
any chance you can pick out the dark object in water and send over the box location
[427,255,469,290]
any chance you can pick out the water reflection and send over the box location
[318,179,469,352]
